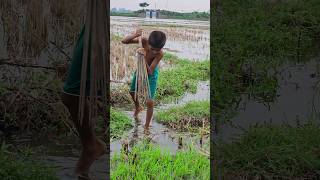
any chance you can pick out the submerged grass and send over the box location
[214,123,320,179]
[111,140,210,179]
[0,143,58,180]
[155,101,209,133]
[110,108,133,139]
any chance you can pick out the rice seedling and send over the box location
[155,101,210,133]
[214,122,320,179]
[111,140,210,179]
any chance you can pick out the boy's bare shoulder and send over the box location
[159,50,164,57]
[157,50,164,60]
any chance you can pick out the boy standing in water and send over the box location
[121,28,166,132]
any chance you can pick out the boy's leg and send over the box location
[61,93,106,175]
[130,72,143,117]
[144,67,158,131]
[130,91,143,117]
[145,99,154,129]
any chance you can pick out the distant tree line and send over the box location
[110,9,209,21]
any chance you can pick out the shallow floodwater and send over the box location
[216,58,320,142]
[111,16,209,61]
[111,81,210,156]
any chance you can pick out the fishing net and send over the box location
[134,37,151,105]
[78,0,109,130]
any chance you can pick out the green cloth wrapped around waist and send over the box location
[63,26,93,96]
[130,66,159,99]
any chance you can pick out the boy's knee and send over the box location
[146,99,154,107]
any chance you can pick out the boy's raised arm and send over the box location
[121,29,142,44]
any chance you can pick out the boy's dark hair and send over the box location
[148,31,166,49]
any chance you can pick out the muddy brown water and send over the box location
[216,58,320,143]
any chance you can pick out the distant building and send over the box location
[145,9,160,19]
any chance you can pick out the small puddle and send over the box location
[158,81,210,110]
[217,58,320,142]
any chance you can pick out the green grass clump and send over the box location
[111,34,123,41]
[111,141,210,179]
[0,145,58,180]
[110,108,133,139]
[214,123,320,179]
[156,53,209,103]
[155,101,209,132]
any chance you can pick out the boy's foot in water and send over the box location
[75,138,107,177]
[143,125,150,135]
[133,106,143,118]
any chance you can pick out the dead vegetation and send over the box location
[0,0,86,137]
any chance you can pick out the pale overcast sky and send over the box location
[110,0,210,12]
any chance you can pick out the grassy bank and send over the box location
[211,0,320,121]
[214,123,320,179]
[155,101,209,133]
[110,108,133,139]
[111,141,209,179]
[0,143,58,180]
[156,53,209,103]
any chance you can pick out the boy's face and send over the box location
[148,45,161,55]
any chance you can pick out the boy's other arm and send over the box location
[148,51,164,75]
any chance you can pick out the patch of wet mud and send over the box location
[43,155,108,180]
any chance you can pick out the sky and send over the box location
[110,0,210,13]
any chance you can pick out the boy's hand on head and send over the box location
[134,28,142,37]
